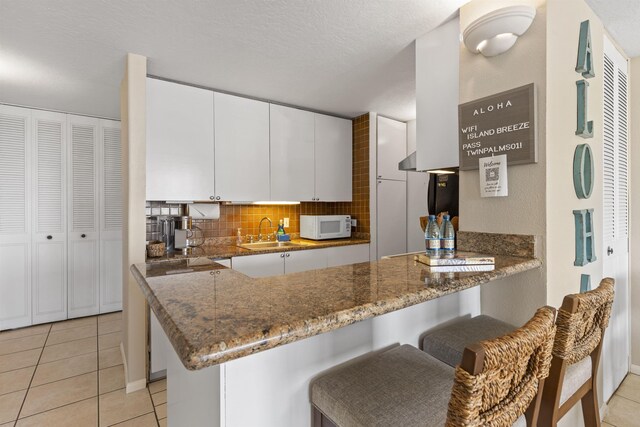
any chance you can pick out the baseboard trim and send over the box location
[121,342,147,393]
[630,364,640,375]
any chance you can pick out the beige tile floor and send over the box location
[2,314,639,426]
[0,312,166,426]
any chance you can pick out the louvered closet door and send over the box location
[100,119,122,313]
[68,115,100,318]
[0,105,32,330]
[601,36,630,401]
[32,110,67,324]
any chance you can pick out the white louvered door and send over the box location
[68,115,100,318]
[601,36,630,401]
[32,110,68,324]
[99,120,122,313]
[0,105,32,330]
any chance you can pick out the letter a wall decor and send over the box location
[575,20,595,138]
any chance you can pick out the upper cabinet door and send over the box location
[314,114,352,201]
[0,105,32,330]
[146,78,214,201]
[214,93,270,201]
[270,104,315,201]
[377,116,407,181]
[32,110,67,324]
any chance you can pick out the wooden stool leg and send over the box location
[580,386,601,427]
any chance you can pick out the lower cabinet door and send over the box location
[326,244,370,268]
[0,240,32,330]
[100,233,122,313]
[150,310,168,379]
[68,232,100,318]
[284,249,327,274]
[32,234,67,324]
[232,252,285,278]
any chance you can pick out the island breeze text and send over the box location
[461,121,529,156]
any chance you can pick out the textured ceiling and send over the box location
[0,0,467,121]
[586,0,640,57]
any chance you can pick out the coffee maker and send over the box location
[174,216,204,254]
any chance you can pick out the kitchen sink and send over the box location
[239,241,313,251]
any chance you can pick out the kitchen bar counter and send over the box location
[132,250,541,370]
[145,237,370,263]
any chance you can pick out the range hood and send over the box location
[398,151,458,174]
[398,151,418,172]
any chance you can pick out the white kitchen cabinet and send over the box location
[377,116,407,181]
[146,78,215,201]
[232,246,370,278]
[326,244,370,267]
[377,179,407,259]
[270,104,315,201]
[283,249,327,274]
[150,309,169,379]
[314,114,352,202]
[232,252,285,278]
[99,120,123,313]
[214,93,270,201]
[0,105,32,330]
[68,115,100,318]
[32,110,67,324]
[415,17,459,171]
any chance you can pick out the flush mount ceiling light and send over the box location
[463,4,536,57]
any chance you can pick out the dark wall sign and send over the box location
[458,83,537,170]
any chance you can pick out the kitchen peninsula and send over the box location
[132,232,541,427]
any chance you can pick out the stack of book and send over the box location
[414,252,495,273]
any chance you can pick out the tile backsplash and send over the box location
[146,113,371,242]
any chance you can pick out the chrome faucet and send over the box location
[258,217,273,241]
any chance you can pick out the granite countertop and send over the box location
[132,239,541,370]
[145,237,370,263]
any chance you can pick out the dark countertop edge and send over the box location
[133,257,542,371]
[145,238,371,263]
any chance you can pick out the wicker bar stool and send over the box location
[420,278,615,426]
[310,306,556,427]
[538,278,615,427]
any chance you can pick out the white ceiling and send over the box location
[0,0,468,121]
[586,0,640,58]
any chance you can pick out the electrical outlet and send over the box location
[283,218,289,227]
[351,219,357,227]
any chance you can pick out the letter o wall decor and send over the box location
[573,143,594,199]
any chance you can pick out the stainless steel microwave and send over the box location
[300,215,351,240]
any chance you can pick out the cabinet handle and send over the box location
[47,235,52,240]
[81,234,86,238]
[280,253,285,258]
[210,196,215,200]
[377,175,382,179]
[285,253,290,257]
[216,196,221,201]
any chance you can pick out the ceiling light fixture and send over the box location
[462,4,536,57]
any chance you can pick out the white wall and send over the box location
[459,0,547,326]
[546,0,605,308]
